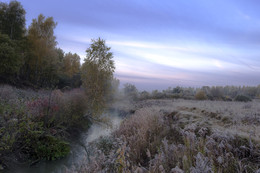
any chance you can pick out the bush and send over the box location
[16,120,70,161]
[0,86,90,169]
[56,88,89,128]
[123,83,139,101]
[195,90,207,100]
[234,95,252,102]
[34,135,70,160]
[223,96,232,101]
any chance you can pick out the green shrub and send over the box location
[34,135,70,160]
[12,118,67,160]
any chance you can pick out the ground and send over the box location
[75,99,260,173]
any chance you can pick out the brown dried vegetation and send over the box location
[73,99,260,173]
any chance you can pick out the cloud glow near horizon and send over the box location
[8,0,260,90]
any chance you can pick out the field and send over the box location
[74,99,260,173]
[1,84,260,172]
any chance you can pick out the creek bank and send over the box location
[2,113,122,173]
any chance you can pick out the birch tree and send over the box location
[81,38,115,117]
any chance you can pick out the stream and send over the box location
[4,114,122,173]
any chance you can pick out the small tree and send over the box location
[81,38,115,118]
[210,86,223,100]
[195,90,207,100]
[62,52,81,78]
[140,91,150,100]
[123,83,138,101]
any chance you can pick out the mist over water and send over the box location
[86,115,122,143]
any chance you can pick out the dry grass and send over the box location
[135,99,260,142]
[72,99,260,172]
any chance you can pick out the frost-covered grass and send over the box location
[73,99,260,173]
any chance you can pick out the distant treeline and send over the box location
[123,84,260,102]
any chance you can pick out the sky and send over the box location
[4,0,260,90]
